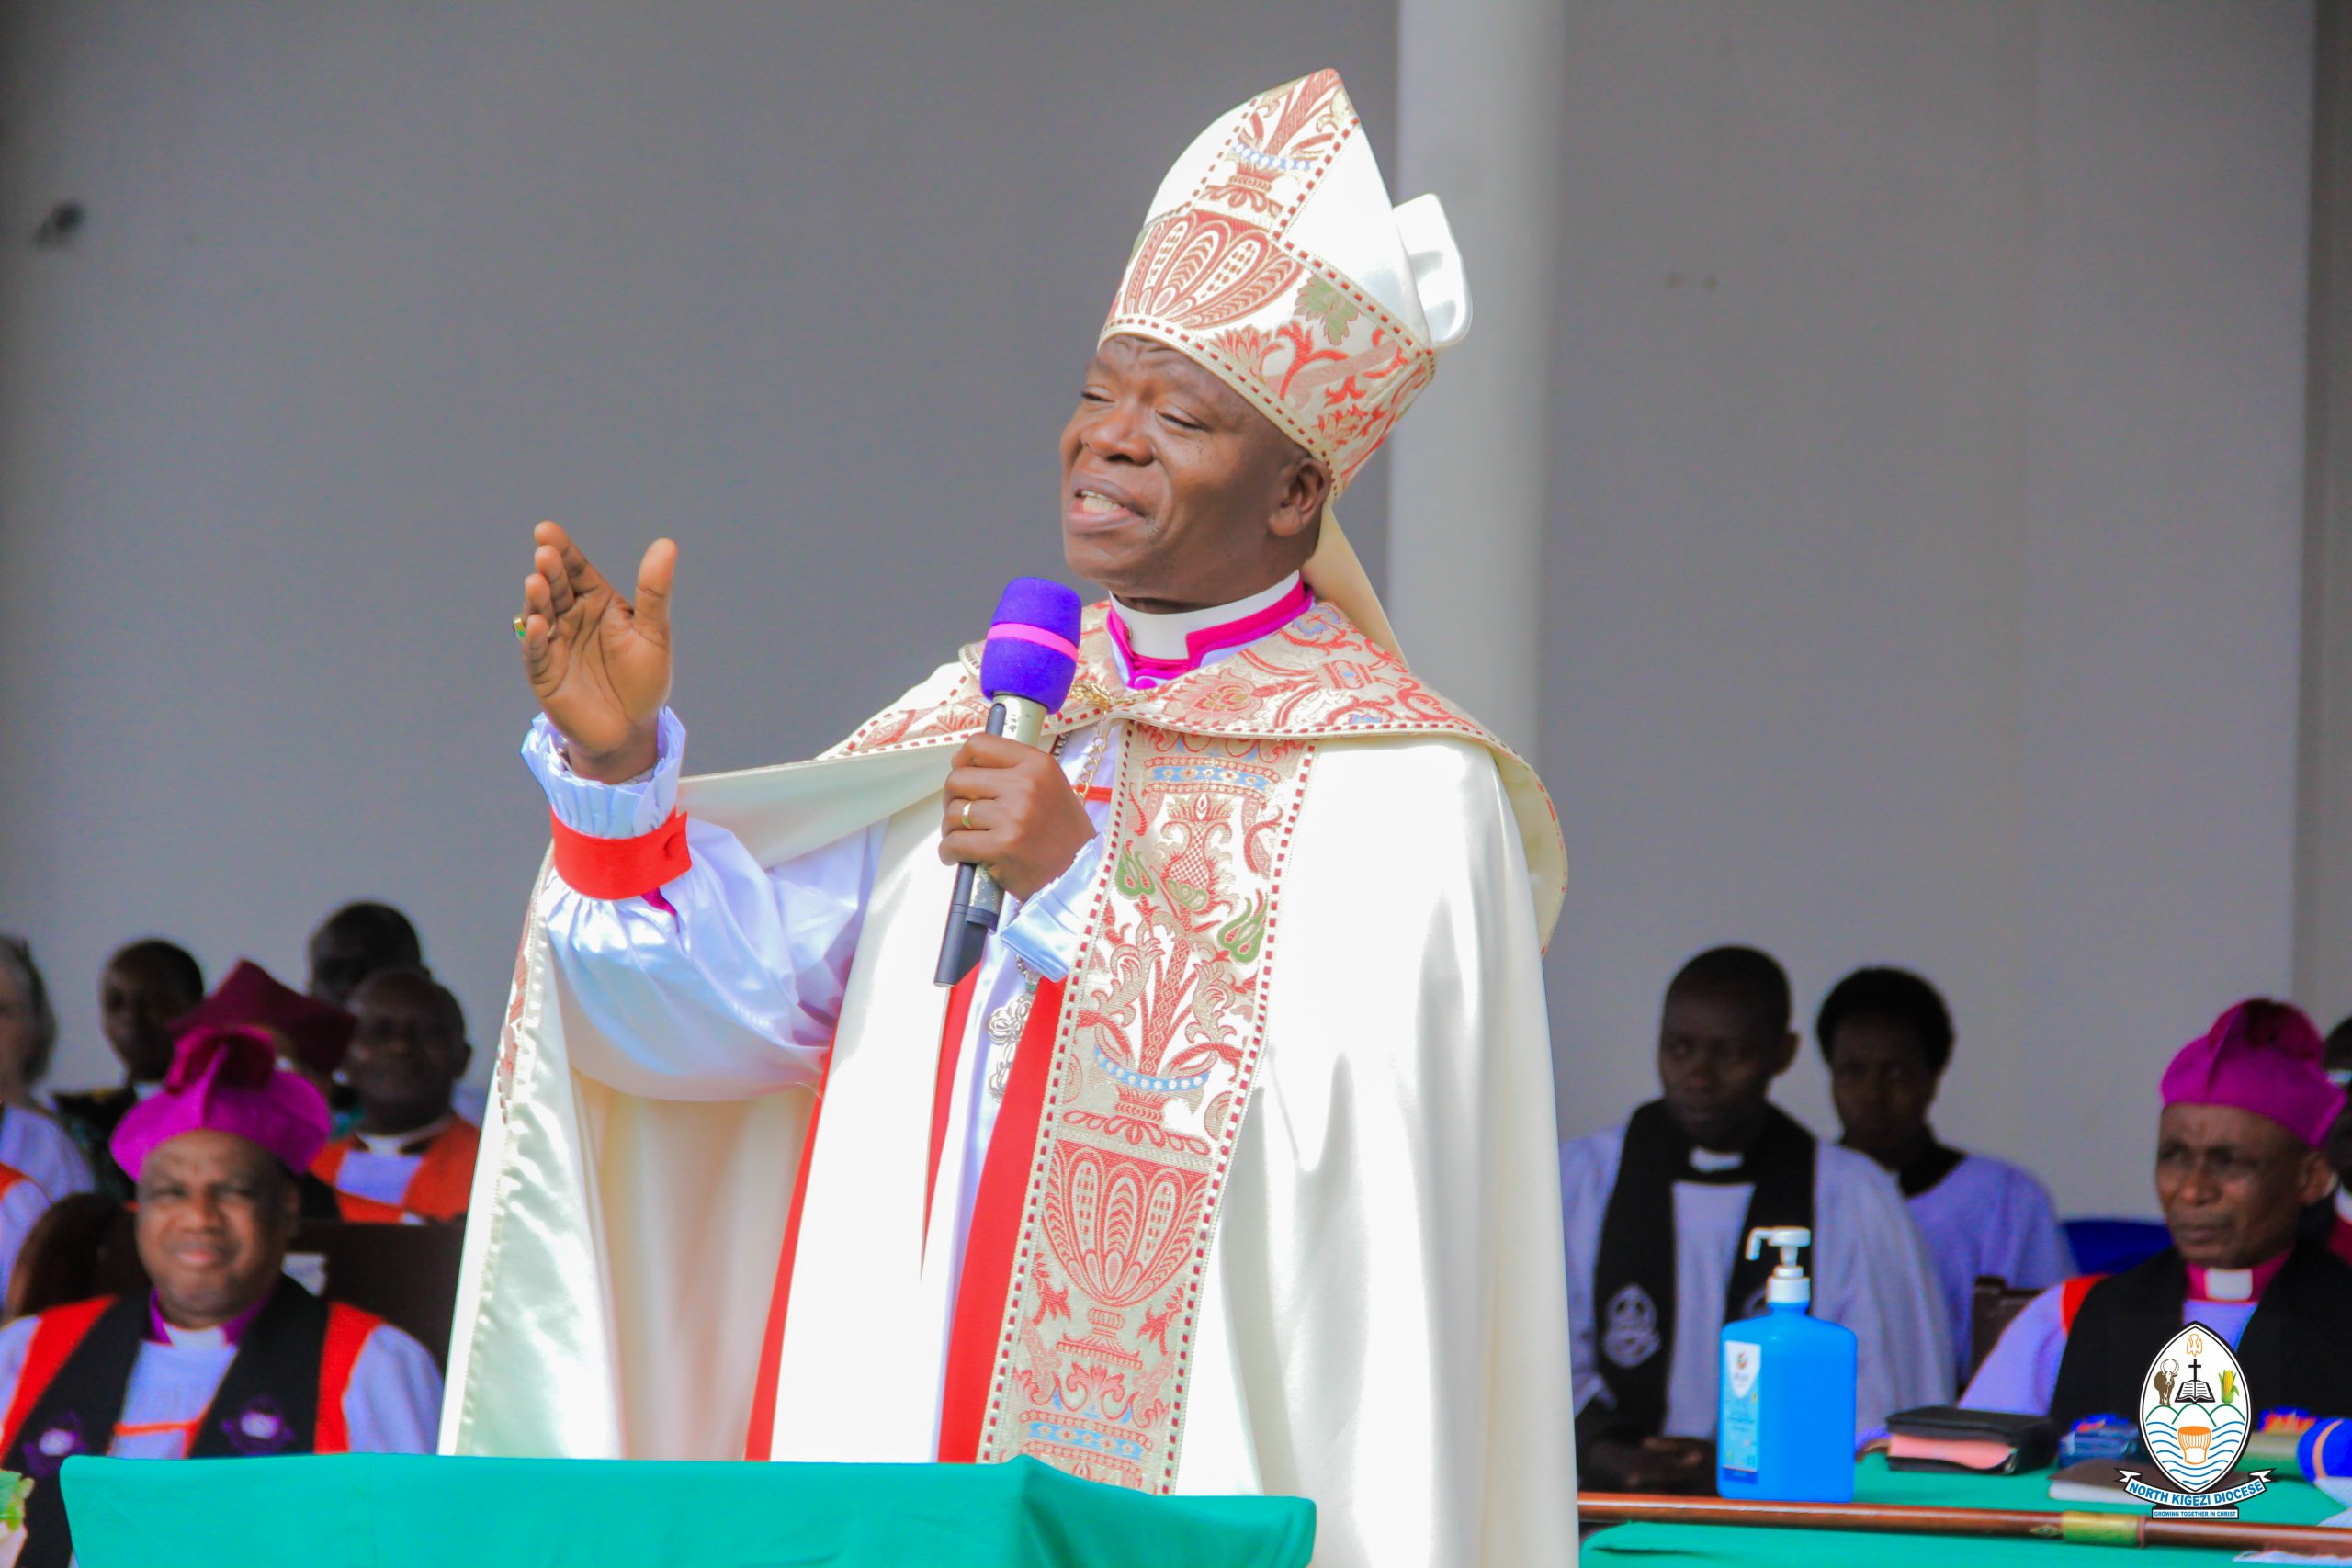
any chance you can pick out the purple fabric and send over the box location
[111,1026,334,1180]
[148,1282,274,1345]
[2160,998,2344,1148]
[979,577,1082,710]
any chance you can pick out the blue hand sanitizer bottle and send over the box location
[1717,1225,1856,1503]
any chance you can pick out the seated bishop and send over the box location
[0,1027,442,1568]
[1817,965,2071,1383]
[1964,999,2352,1423]
[454,68,1572,1568]
[1561,946,1951,1493]
[309,967,479,1224]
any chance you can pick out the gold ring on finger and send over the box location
[960,798,978,831]
[513,615,527,642]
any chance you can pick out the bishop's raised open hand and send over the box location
[517,520,675,784]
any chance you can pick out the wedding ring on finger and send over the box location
[959,798,978,831]
[513,615,527,642]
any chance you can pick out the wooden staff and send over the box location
[1578,1492,2352,1553]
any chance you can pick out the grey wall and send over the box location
[0,4,1394,1093]
[1539,0,2315,1216]
[1,1,2325,1222]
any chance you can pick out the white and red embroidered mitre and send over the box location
[1103,69,1471,657]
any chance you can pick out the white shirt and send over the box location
[0,1303,443,1458]
[1905,1152,2072,1383]
[1559,1123,1953,1439]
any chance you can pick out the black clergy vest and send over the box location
[4,1284,334,1568]
[1586,1100,1816,1442]
[2048,1241,2352,1431]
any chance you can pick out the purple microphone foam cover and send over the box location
[979,577,1083,710]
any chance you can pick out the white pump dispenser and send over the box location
[1745,1226,1813,1308]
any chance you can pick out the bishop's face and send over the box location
[136,1130,299,1329]
[1059,334,1328,613]
[2154,1103,2333,1269]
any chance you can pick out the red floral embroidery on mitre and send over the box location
[1101,70,1438,493]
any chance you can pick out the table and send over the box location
[60,1453,1316,1568]
[1584,1456,2345,1565]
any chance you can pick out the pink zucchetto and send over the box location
[110,1026,334,1182]
[2161,998,2345,1149]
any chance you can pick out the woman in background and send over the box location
[1820,965,2070,1383]
[0,938,98,1205]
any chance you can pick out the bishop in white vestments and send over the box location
[449,70,1575,1568]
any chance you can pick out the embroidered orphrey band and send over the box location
[972,722,1317,1491]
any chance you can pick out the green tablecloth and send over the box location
[59,1453,1315,1568]
[1585,1456,2344,1565]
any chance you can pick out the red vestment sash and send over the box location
[311,1121,481,1224]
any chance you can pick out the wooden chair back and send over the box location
[32,1206,465,1366]
[1969,1273,2042,1384]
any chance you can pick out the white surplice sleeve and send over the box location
[1815,1145,1955,1433]
[343,1321,447,1454]
[523,711,880,1100]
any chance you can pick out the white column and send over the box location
[2300,0,2352,1025]
[1387,0,1567,756]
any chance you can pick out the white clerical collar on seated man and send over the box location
[1107,572,1308,688]
[1688,1147,1745,1175]
[2187,1247,2292,1303]
[357,1113,452,1159]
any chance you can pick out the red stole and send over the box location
[311,1120,481,1224]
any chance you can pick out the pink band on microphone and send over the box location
[986,622,1081,660]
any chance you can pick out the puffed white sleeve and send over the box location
[524,711,880,1098]
[341,1323,446,1454]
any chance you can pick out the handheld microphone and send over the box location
[935,577,1083,987]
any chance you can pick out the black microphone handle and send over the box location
[933,700,1012,987]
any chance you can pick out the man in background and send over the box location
[58,939,204,1201]
[1965,1000,2352,1422]
[1818,965,2069,1382]
[1562,946,1950,1492]
[305,902,423,1012]
[310,968,478,1224]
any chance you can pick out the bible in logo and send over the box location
[2120,1324,2269,1518]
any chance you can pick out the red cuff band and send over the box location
[549,807,692,901]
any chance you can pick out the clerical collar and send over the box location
[1106,574,1310,689]
[149,1281,274,1348]
[1688,1146,1745,1175]
[2187,1247,2291,1303]
[358,1113,452,1158]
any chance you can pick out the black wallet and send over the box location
[1884,1405,2060,1475]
